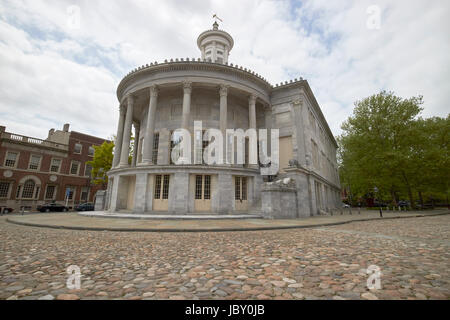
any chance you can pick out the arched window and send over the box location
[22,179,35,199]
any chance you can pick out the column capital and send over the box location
[219,84,229,97]
[119,105,126,116]
[149,85,159,98]
[248,94,257,105]
[127,95,135,105]
[183,81,192,94]
[292,98,303,106]
[263,104,272,112]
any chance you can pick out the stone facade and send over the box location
[104,23,341,218]
[0,124,107,212]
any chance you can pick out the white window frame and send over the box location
[50,158,62,173]
[0,181,12,199]
[28,154,42,171]
[80,187,90,202]
[4,151,19,168]
[70,161,80,176]
[44,184,57,201]
[88,146,95,157]
[84,163,93,178]
[65,186,76,201]
[74,143,82,154]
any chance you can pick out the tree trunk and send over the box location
[418,190,424,209]
[401,171,414,210]
[391,187,398,206]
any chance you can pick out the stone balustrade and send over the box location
[0,131,68,151]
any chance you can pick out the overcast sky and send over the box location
[0,0,449,140]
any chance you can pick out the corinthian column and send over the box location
[113,105,126,168]
[248,94,258,168]
[249,94,257,130]
[219,84,228,164]
[142,86,159,164]
[119,95,134,167]
[181,81,192,130]
[131,122,140,167]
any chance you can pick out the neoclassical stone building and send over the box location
[103,22,341,218]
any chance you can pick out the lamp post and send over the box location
[374,186,382,218]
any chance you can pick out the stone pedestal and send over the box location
[94,190,106,211]
[261,178,297,219]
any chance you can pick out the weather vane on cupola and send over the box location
[212,14,223,29]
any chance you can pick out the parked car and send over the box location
[0,207,14,214]
[37,203,69,213]
[342,203,350,208]
[75,203,95,212]
[398,201,409,208]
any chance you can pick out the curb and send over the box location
[5,211,450,233]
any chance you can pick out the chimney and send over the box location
[63,123,70,132]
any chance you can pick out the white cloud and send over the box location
[0,0,448,140]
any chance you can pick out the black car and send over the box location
[75,203,95,212]
[0,207,14,214]
[37,203,69,213]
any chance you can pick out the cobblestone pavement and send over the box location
[0,215,449,300]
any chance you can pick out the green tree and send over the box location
[86,135,135,186]
[87,141,114,186]
[338,91,425,207]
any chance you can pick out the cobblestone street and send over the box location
[1,214,449,300]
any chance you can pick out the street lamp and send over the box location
[374,186,383,218]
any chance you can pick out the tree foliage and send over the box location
[338,91,449,207]
[86,141,114,186]
[86,135,135,186]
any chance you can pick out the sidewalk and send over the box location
[5,209,449,233]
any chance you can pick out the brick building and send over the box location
[0,124,108,212]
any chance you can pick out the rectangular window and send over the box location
[50,158,62,173]
[66,187,74,200]
[45,185,56,200]
[235,177,241,200]
[5,152,18,167]
[195,175,202,200]
[88,146,95,157]
[217,50,223,55]
[154,175,162,200]
[74,143,82,154]
[81,187,89,202]
[29,155,41,170]
[70,161,80,175]
[204,175,211,200]
[152,133,159,164]
[162,175,170,200]
[0,181,10,198]
[22,181,35,199]
[241,177,247,200]
[85,164,92,177]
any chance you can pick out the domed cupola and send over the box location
[197,21,234,64]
